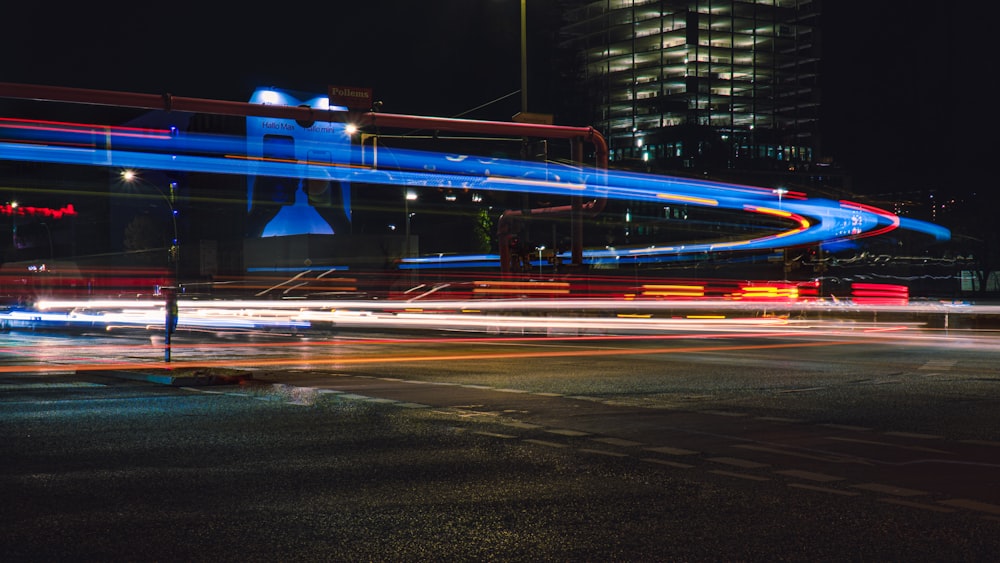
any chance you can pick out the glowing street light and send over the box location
[9,200,17,244]
[120,168,179,362]
[536,245,545,275]
[405,190,418,257]
[774,187,788,208]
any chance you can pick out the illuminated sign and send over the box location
[328,85,373,110]
[246,88,353,238]
[0,203,77,219]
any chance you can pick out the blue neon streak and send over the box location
[0,123,951,263]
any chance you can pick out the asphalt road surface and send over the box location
[3,324,1000,561]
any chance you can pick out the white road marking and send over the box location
[756,416,805,423]
[578,448,629,458]
[788,483,860,496]
[591,437,643,447]
[708,457,769,469]
[645,446,698,456]
[883,431,944,440]
[820,423,871,432]
[852,483,926,497]
[474,431,517,439]
[879,498,955,513]
[961,439,1000,447]
[827,436,952,454]
[523,439,570,449]
[774,469,845,482]
[919,359,958,370]
[642,458,695,469]
[735,444,851,463]
[711,470,769,481]
[546,428,590,437]
[501,421,543,429]
[938,499,1000,515]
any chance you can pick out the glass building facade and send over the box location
[561,0,821,173]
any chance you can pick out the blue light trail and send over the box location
[0,118,949,269]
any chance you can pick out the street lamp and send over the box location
[773,187,788,208]
[9,201,17,248]
[404,190,417,257]
[120,169,179,363]
[536,245,545,275]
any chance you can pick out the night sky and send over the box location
[2,2,987,199]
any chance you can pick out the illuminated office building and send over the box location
[561,0,821,175]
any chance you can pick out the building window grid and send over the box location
[568,0,817,167]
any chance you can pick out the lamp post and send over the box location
[121,169,179,363]
[536,245,545,275]
[404,190,417,257]
[520,0,527,114]
[9,201,17,250]
[773,187,788,209]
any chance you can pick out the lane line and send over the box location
[546,429,590,437]
[707,457,770,469]
[788,483,860,496]
[701,410,749,417]
[852,483,927,497]
[591,437,644,447]
[938,499,1000,515]
[501,421,543,430]
[774,469,845,482]
[474,431,517,439]
[641,458,695,469]
[961,439,1000,447]
[755,416,805,423]
[820,423,872,432]
[883,431,944,440]
[646,446,699,456]
[524,439,571,449]
[826,436,952,454]
[579,448,629,458]
[734,444,853,463]
[879,498,955,513]
[711,470,769,481]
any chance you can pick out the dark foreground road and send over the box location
[3,370,999,562]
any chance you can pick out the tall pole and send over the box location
[520,0,527,114]
[165,180,178,364]
[121,169,178,363]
